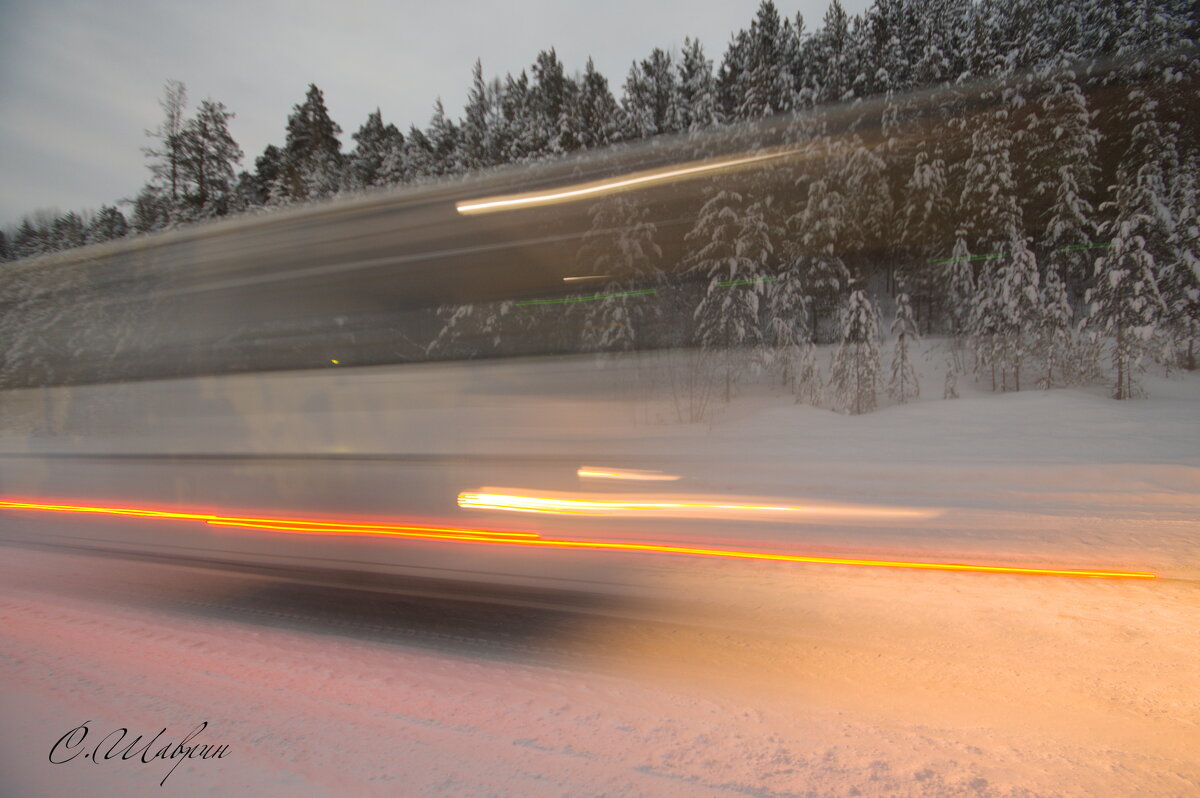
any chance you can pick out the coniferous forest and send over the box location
[1,0,1197,410]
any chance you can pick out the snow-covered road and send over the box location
[2,359,1199,796]
[2,535,1196,797]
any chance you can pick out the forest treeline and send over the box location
[1,0,1197,406]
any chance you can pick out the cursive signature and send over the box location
[49,720,229,786]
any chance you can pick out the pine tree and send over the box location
[888,289,921,402]
[425,99,462,176]
[529,49,578,156]
[574,58,622,150]
[12,218,47,260]
[179,99,243,218]
[130,186,167,233]
[281,84,344,201]
[809,0,854,105]
[51,212,86,252]
[87,205,128,244]
[349,109,403,188]
[622,49,678,139]
[829,289,882,415]
[461,60,496,170]
[252,145,285,205]
[500,71,535,163]
[402,126,436,180]
[142,80,188,223]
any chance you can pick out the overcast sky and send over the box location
[0,0,871,228]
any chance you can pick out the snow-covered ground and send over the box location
[1,349,1198,796]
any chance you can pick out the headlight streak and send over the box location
[577,467,681,482]
[457,490,941,520]
[454,147,811,215]
[0,498,1155,579]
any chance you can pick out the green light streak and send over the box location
[516,288,657,306]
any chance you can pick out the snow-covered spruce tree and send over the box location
[1157,148,1200,371]
[1038,261,1075,388]
[686,188,770,402]
[402,126,436,181]
[898,144,951,318]
[996,234,1040,391]
[1030,60,1100,300]
[461,60,500,171]
[498,71,535,164]
[428,299,535,359]
[1088,225,1164,399]
[790,162,850,339]
[829,289,881,415]
[763,256,812,393]
[1169,153,1200,370]
[722,0,797,122]
[888,289,920,403]
[675,38,719,132]
[969,262,1005,392]
[840,135,892,261]
[944,232,975,371]
[575,194,662,352]
[1087,85,1175,398]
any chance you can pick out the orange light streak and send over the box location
[0,499,537,541]
[577,467,681,482]
[0,498,1155,579]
